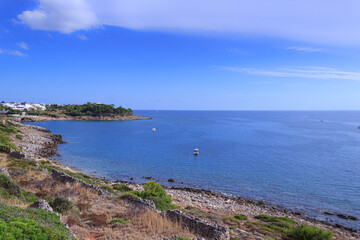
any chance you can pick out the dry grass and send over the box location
[2,160,198,240]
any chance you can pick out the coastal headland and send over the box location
[0,116,359,239]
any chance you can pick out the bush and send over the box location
[110,218,128,224]
[234,214,248,220]
[133,181,178,211]
[0,203,73,240]
[112,184,132,192]
[0,144,10,153]
[49,197,73,214]
[0,218,48,240]
[15,134,22,140]
[287,223,333,240]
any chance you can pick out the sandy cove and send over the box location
[10,120,360,240]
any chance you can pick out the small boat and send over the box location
[194,149,199,155]
[152,128,156,132]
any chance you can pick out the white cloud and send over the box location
[222,66,360,81]
[78,34,88,40]
[286,47,322,53]
[16,0,360,45]
[17,0,98,34]
[0,49,27,57]
[7,50,27,57]
[17,42,29,50]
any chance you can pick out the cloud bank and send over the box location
[223,66,360,81]
[16,0,360,45]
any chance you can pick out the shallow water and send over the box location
[26,111,360,230]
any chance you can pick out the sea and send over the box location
[26,110,360,231]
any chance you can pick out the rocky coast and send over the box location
[4,119,360,239]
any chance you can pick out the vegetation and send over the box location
[132,181,179,211]
[0,203,73,240]
[175,237,191,240]
[234,214,248,220]
[0,119,19,152]
[100,185,116,195]
[49,197,73,214]
[287,223,333,240]
[46,102,133,117]
[0,174,38,203]
[244,214,333,240]
[110,218,128,224]
[112,184,132,192]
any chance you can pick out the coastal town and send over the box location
[0,102,46,113]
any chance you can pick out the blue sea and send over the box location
[26,111,360,230]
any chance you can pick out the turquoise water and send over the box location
[27,111,360,230]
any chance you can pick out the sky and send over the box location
[1,0,360,110]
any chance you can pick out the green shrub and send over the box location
[15,134,22,140]
[0,144,10,153]
[287,223,333,240]
[175,237,191,240]
[112,184,132,192]
[133,181,178,211]
[49,197,73,214]
[234,214,248,220]
[110,218,128,224]
[0,218,48,240]
[0,203,73,240]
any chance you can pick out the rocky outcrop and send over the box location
[165,210,229,240]
[28,199,76,239]
[29,199,54,213]
[51,169,111,197]
[0,168,12,181]
[14,124,64,158]
[121,194,158,212]
[8,151,25,159]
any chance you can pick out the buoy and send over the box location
[152,128,156,132]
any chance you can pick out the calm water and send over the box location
[27,111,360,230]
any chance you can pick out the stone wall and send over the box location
[165,210,229,240]
[51,169,111,197]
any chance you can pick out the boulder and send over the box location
[168,178,175,183]
[29,199,54,213]
[8,151,25,159]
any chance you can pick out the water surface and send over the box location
[27,111,360,230]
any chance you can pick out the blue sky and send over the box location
[1,0,360,110]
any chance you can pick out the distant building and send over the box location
[0,102,47,111]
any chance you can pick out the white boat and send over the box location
[194,149,199,155]
[152,128,156,132]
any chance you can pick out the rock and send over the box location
[8,151,25,159]
[51,169,111,197]
[168,178,175,183]
[130,177,134,180]
[121,194,158,212]
[165,209,229,240]
[29,199,54,213]
[143,176,153,180]
[324,211,358,221]
[0,168,12,180]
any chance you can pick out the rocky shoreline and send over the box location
[12,114,151,123]
[13,121,360,239]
